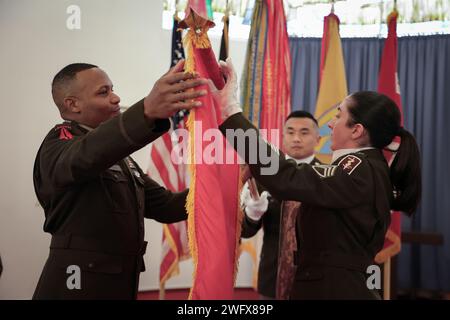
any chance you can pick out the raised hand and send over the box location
[209,58,242,123]
[144,60,208,119]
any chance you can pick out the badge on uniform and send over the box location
[55,124,73,140]
[132,170,140,178]
[312,165,338,178]
[125,158,141,178]
[338,155,362,175]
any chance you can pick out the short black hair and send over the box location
[285,110,318,127]
[51,63,98,110]
[52,63,98,88]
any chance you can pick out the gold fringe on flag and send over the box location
[185,110,197,300]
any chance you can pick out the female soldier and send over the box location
[215,59,421,299]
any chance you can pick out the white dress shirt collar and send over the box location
[286,154,315,165]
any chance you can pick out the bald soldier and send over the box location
[33,62,206,299]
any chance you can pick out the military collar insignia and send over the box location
[337,155,362,175]
[55,123,73,140]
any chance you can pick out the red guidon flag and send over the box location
[375,10,402,263]
[180,8,242,300]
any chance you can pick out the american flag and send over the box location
[148,121,190,288]
[148,13,190,294]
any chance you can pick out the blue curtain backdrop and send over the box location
[289,34,450,292]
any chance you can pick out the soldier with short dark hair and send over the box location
[33,61,206,299]
[240,110,321,299]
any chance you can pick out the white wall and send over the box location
[0,0,253,299]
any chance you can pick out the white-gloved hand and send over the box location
[208,58,242,124]
[240,184,269,222]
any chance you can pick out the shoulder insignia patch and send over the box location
[55,124,73,140]
[338,155,362,175]
[312,165,338,178]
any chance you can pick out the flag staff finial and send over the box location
[224,0,230,19]
[174,0,179,18]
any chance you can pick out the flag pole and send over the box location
[248,178,260,200]
[383,258,391,300]
[159,283,166,300]
[219,0,230,61]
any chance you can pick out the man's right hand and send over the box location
[241,184,269,222]
[144,60,208,119]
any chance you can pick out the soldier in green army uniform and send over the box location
[240,110,322,299]
[215,59,422,300]
[33,62,207,299]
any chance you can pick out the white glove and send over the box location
[209,58,242,123]
[240,184,269,222]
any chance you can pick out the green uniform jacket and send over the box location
[33,99,187,299]
[221,113,392,300]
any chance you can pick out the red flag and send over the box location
[180,9,242,300]
[185,0,210,20]
[261,0,291,147]
[375,10,402,263]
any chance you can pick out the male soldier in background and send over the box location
[33,62,206,299]
[241,111,321,299]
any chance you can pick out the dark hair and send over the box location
[51,63,98,109]
[52,63,98,88]
[286,110,318,127]
[348,91,421,216]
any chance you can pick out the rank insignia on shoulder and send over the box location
[312,165,338,178]
[125,157,137,170]
[132,170,140,178]
[55,124,73,140]
[338,155,362,175]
